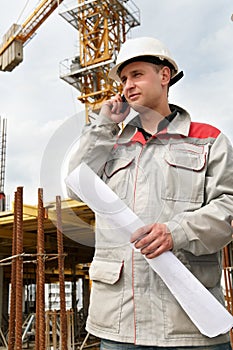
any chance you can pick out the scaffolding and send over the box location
[2,187,77,349]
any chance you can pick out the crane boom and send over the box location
[0,0,64,71]
[16,0,64,44]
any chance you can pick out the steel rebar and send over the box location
[15,187,23,350]
[7,191,17,350]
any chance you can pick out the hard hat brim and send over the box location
[109,54,179,83]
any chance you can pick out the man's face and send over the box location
[120,61,169,112]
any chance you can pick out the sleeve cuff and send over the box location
[166,220,189,251]
[94,114,120,136]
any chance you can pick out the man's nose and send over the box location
[124,78,135,90]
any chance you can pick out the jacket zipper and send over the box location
[132,143,146,344]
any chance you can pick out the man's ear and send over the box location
[160,66,171,86]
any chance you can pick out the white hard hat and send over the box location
[109,37,182,85]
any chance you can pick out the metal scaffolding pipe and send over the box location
[223,245,233,346]
[35,188,45,349]
[56,195,68,350]
[52,310,57,349]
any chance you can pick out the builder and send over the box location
[68,36,233,350]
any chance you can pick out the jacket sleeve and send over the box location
[67,113,120,200]
[167,132,233,255]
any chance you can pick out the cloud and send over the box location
[5,118,64,203]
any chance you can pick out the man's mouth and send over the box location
[129,93,140,101]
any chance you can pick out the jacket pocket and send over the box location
[88,258,124,333]
[188,253,222,288]
[162,143,207,203]
[103,156,134,200]
[160,280,201,338]
[161,253,223,338]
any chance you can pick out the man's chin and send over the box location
[130,103,150,114]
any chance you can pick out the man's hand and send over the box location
[100,93,130,123]
[130,223,173,259]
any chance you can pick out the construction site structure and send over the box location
[0,117,7,212]
[1,1,233,349]
[59,0,140,116]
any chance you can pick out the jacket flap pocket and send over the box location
[164,144,206,171]
[89,259,124,284]
[187,253,221,288]
[104,157,134,178]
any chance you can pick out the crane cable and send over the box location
[15,0,41,24]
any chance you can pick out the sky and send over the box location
[0,0,233,207]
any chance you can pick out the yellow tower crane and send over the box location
[0,0,140,117]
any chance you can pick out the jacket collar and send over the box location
[117,104,191,144]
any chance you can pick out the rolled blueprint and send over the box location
[65,162,233,338]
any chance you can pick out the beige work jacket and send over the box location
[68,105,233,346]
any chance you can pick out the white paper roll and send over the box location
[65,162,233,337]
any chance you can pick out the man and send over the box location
[68,37,233,349]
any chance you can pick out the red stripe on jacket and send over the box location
[117,121,221,147]
[188,122,220,139]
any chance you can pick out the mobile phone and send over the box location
[120,94,129,113]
